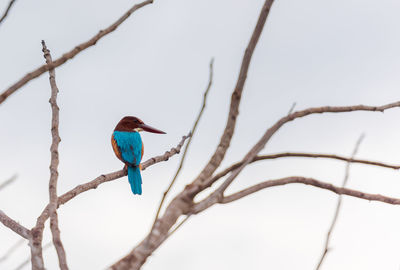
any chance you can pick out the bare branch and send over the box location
[253,152,400,169]
[0,0,17,26]
[200,101,400,196]
[0,210,30,239]
[0,239,25,263]
[0,0,153,105]
[207,151,400,186]
[185,0,276,197]
[109,1,277,269]
[194,102,400,212]
[58,134,190,207]
[34,135,190,226]
[150,58,214,235]
[27,134,187,270]
[315,134,365,270]
[0,174,17,191]
[218,176,400,205]
[42,40,69,270]
[58,170,125,207]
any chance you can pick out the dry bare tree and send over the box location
[1,0,400,269]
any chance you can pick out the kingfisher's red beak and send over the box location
[140,123,166,134]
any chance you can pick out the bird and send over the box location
[111,116,166,195]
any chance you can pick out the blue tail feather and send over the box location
[127,166,142,195]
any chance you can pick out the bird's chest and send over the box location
[112,131,143,165]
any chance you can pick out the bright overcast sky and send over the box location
[1,0,400,269]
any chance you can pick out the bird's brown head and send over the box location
[114,116,166,134]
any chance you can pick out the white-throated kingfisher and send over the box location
[111,116,166,195]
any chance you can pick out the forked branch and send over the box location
[185,0,276,197]
[207,151,400,187]
[109,1,277,269]
[150,58,214,234]
[36,134,190,223]
[198,101,400,200]
[28,133,188,269]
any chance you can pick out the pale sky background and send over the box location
[1,0,400,269]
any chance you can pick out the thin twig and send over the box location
[0,0,17,26]
[0,0,153,105]
[253,152,400,169]
[0,174,17,191]
[150,58,214,234]
[0,239,25,263]
[166,215,191,239]
[42,40,68,270]
[287,102,296,115]
[315,134,365,270]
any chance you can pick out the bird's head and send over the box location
[114,116,166,134]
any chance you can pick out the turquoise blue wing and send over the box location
[112,131,142,166]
